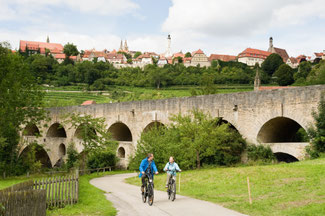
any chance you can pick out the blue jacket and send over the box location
[139,158,158,178]
[163,162,181,176]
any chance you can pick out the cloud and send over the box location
[162,0,325,37]
[0,0,140,21]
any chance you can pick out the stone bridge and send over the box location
[19,85,325,167]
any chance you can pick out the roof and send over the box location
[183,57,192,62]
[238,48,272,59]
[273,47,289,62]
[55,53,66,59]
[296,55,307,63]
[209,54,237,62]
[81,100,96,105]
[19,40,63,54]
[287,57,298,64]
[173,52,185,58]
[106,53,124,60]
[315,52,324,58]
[192,49,204,56]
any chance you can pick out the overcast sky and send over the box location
[1,0,325,56]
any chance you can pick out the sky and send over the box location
[1,0,325,57]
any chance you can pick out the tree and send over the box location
[273,64,294,86]
[63,43,79,64]
[133,51,142,59]
[147,66,170,89]
[307,95,325,158]
[261,53,284,76]
[294,61,312,84]
[65,113,118,169]
[0,42,46,175]
[185,52,192,58]
[129,110,246,170]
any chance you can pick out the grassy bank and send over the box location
[0,171,127,216]
[125,158,325,216]
[43,85,253,107]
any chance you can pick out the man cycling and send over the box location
[139,153,158,192]
[163,156,181,188]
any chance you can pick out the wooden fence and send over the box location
[34,175,79,208]
[0,174,79,215]
[0,181,46,216]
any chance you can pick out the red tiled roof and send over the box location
[20,40,63,54]
[209,54,237,62]
[296,55,307,63]
[238,48,271,60]
[183,57,192,62]
[106,53,124,60]
[287,57,298,64]
[315,52,323,58]
[192,49,204,56]
[273,47,289,62]
[173,52,185,58]
[55,53,66,59]
[81,100,96,105]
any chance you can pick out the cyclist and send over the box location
[163,156,181,188]
[139,153,158,192]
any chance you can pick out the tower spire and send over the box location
[119,40,123,51]
[165,34,172,57]
[46,35,50,43]
[124,40,128,52]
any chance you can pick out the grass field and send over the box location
[125,158,325,216]
[0,171,125,216]
[43,84,254,107]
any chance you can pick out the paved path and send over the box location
[90,173,248,216]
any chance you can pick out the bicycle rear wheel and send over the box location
[148,183,154,206]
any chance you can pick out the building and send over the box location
[82,49,107,62]
[106,53,127,64]
[287,57,299,68]
[238,48,271,66]
[119,40,129,53]
[190,49,211,67]
[54,54,78,64]
[157,56,168,67]
[19,38,63,56]
[267,37,289,62]
[209,54,237,62]
[172,51,185,63]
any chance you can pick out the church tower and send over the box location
[119,40,123,52]
[124,40,129,52]
[165,34,172,57]
[46,35,50,43]
[268,37,274,53]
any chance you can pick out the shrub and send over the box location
[66,143,79,170]
[247,144,275,162]
[87,149,117,169]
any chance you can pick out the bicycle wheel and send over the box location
[148,183,154,206]
[171,180,176,201]
[142,184,147,203]
[167,183,171,200]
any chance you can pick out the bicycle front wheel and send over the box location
[148,184,154,206]
[171,181,176,201]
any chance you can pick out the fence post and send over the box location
[247,176,252,204]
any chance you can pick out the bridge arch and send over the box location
[108,122,132,141]
[19,143,52,168]
[257,117,308,143]
[74,124,96,140]
[23,124,40,136]
[274,152,299,163]
[118,147,126,158]
[143,121,165,133]
[46,123,67,138]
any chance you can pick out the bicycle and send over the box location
[142,172,154,206]
[167,170,180,201]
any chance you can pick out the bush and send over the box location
[66,143,79,170]
[87,149,117,169]
[247,144,275,162]
[129,110,246,170]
